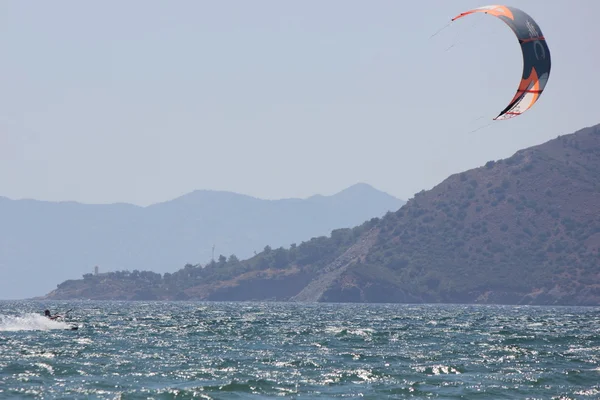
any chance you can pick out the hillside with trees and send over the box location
[41,123,600,305]
[1,183,402,300]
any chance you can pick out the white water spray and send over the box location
[0,313,71,331]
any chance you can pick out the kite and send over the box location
[451,5,551,120]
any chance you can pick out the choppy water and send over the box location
[1,301,599,399]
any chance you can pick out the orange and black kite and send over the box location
[452,5,551,120]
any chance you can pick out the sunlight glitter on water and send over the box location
[1,301,600,399]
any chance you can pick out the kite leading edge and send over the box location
[451,5,551,120]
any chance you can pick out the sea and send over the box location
[0,301,599,399]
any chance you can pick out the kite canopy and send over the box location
[452,5,551,120]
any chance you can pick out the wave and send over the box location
[0,313,72,331]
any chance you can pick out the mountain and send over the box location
[0,183,403,300]
[42,123,600,306]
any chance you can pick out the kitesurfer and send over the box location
[44,309,61,320]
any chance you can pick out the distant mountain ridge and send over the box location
[0,183,403,300]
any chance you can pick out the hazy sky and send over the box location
[1,1,599,206]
